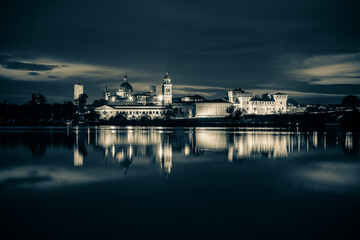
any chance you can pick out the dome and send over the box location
[120,81,133,92]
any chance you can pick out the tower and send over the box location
[104,86,110,101]
[150,85,156,95]
[74,84,83,101]
[273,93,288,114]
[162,72,173,105]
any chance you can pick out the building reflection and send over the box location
[67,128,360,173]
[74,147,83,166]
[0,127,351,173]
[159,144,173,175]
[345,132,353,151]
[228,133,289,161]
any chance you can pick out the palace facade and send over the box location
[228,88,288,114]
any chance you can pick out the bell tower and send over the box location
[162,72,173,105]
[104,86,110,101]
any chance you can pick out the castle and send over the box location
[228,88,288,115]
[75,73,288,119]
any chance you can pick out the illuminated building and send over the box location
[173,99,232,118]
[94,73,288,120]
[95,73,171,119]
[162,72,173,105]
[74,83,83,100]
[228,89,288,114]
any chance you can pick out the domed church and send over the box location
[104,75,136,105]
[116,75,133,97]
[96,73,173,119]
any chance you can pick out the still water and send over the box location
[1,126,360,239]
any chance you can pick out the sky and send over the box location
[0,0,360,104]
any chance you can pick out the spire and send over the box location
[123,74,127,82]
[164,72,169,79]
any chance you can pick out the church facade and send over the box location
[95,73,172,120]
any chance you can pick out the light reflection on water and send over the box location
[0,127,359,189]
[1,127,360,239]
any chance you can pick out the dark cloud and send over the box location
[0,0,359,103]
[11,53,37,60]
[27,72,39,76]
[1,61,57,71]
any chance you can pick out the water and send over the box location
[0,126,359,239]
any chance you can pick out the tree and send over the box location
[226,106,245,124]
[341,95,359,109]
[92,99,108,107]
[78,93,88,108]
[163,106,175,120]
[86,110,100,123]
[109,112,128,124]
[227,106,245,118]
[29,93,47,105]
[62,102,76,120]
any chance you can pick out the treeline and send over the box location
[0,101,76,125]
[0,93,76,125]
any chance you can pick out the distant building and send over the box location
[287,105,306,114]
[162,72,173,105]
[94,73,172,120]
[92,73,290,120]
[227,89,288,114]
[74,84,83,100]
[173,99,232,118]
[181,95,205,102]
[95,105,167,120]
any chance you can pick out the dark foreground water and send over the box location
[0,126,359,239]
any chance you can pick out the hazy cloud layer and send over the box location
[288,53,360,85]
[1,0,359,104]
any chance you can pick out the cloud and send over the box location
[2,61,57,71]
[27,72,39,76]
[175,84,226,91]
[0,55,58,71]
[0,53,151,82]
[248,88,346,98]
[287,53,360,85]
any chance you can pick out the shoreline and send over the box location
[0,110,359,131]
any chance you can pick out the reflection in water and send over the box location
[345,132,353,151]
[1,127,360,240]
[228,133,289,160]
[0,127,359,195]
[62,128,360,175]
[0,127,358,177]
[74,148,83,166]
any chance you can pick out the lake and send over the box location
[0,126,359,239]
